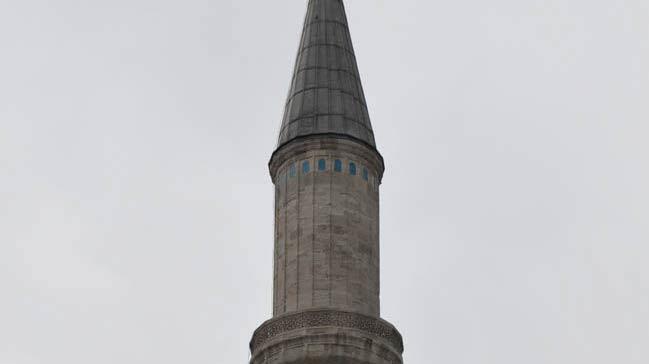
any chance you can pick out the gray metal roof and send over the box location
[276,0,376,149]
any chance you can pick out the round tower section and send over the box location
[250,1,404,362]
[269,135,384,318]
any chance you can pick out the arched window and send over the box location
[302,161,310,174]
[289,163,296,177]
[362,168,369,181]
[349,162,357,176]
[318,159,326,171]
[334,159,342,172]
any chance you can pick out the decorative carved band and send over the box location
[250,309,403,354]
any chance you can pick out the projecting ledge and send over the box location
[250,309,403,364]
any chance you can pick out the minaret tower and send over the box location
[250,1,404,363]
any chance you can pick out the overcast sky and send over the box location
[1,0,648,363]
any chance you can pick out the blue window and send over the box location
[362,168,369,181]
[318,159,326,171]
[334,159,342,172]
[349,162,357,176]
[302,161,310,174]
[289,163,296,177]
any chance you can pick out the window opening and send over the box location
[349,162,357,176]
[334,159,342,172]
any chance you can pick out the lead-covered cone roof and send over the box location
[276,0,376,149]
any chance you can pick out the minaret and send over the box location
[250,1,404,363]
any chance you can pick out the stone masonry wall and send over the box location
[271,137,382,317]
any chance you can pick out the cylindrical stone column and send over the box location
[270,136,383,318]
[249,136,403,364]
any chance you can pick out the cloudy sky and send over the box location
[1,0,648,363]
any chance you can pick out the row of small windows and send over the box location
[287,159,370,181]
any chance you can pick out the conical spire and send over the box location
[276,0,376,149]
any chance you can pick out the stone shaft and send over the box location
[270,137,382,317]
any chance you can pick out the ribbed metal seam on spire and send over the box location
[277,0,376,148]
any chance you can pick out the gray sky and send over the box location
[1,0,648,363]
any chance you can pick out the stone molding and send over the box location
[269,134,385,184]
[250,309,403,355]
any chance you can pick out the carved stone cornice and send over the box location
[268,134,385,184]
[250,309,403,355]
